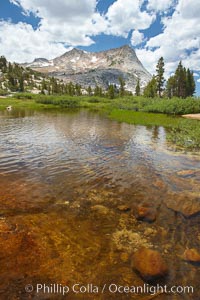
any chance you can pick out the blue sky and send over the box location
[0,0,200,95]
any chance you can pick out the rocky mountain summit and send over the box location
[24,45,152,93]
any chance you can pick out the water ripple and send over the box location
[0,109,200,191]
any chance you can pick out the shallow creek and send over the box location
[0,108,199,300]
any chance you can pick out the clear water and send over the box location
[0,108,199,299]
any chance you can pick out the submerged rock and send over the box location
[177,170,196,178]
[135,204,157,222]
[117,205,131,212]
[91,205,110,215]
[144,228,156,237]
[113,230,152,253]
[153,179,166,189]
[182,248,200,263]
[120,252,130,263]
[0,218,17,233]
[132,248,168,281]
[164,194,200,217]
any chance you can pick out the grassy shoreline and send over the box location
[1,94,200,150]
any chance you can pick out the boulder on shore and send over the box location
[131,247,168,281]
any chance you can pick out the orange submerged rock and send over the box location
[136,205,157,222]
[132,247,168,281]
[182,248,200,262]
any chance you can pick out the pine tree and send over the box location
[94,85,100,96]
[48,85,51,95]
[143,76,157,98]
[175,61,186,98]
[94,85,103,97]
[186,68,195,97]
[99,87,103,97]
[68,81,75,96]
[156,57,165,97]
[41,79,47,92]
[108,84,115,99]
[166,76,176,98]
[87,86,92,96]
[19,76,24,92]
[119,76,125,97]
[166,64,195,98]
[8,62,13,73]
[75,84,81,96]
[0,56,7,72]
[135,79,140,96]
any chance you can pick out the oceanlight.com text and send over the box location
[25,283,194,296]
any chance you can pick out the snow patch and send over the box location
[48,60,54,66]
[91,56,97,63]
[27,59,54,68]
[71,57,80,62]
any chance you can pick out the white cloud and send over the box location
[177,0,200,19]
[136,48,159,75]
[3,0,156,62]
[197,78,200,83]
[147,0,176,12]
[10,0,97,21]
[106,0,155,37]
[11,0,106,42]
[3,0,107,62]
[0,21,68,62]
[139,0,200,77]
[2,0,200,83]
[131,30,144,46]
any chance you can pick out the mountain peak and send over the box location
[65,48,84,56]
[23,45,151,93]
[120,44,132,50]
[118,45,136,54]
[70,48,84,54]
[33,58,49,63]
